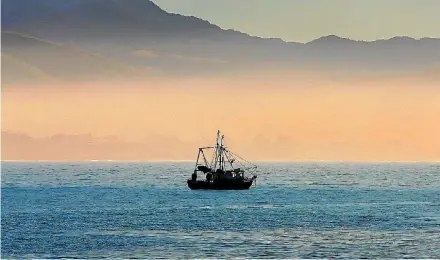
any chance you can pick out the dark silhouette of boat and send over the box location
[187,130,257,190]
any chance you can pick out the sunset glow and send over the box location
[3,74,439,162]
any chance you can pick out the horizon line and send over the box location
[2,160,439,164]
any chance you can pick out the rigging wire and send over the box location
[196,131,258,176]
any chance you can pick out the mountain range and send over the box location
[2,0,440,84]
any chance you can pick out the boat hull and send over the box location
[187,179,254,190]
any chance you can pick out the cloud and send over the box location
[169,54,228,64]
[1,131,197,161]
[132,50,160,57]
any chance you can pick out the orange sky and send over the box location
[2,74,440,161]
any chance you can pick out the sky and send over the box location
[3,77,440,161]
[2,0,440,161]
[154,0,440,43]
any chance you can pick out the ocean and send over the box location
[2,162,440,259]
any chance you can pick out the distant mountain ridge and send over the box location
[3,0,439,43]
[2,0,440,84]
[2,0,438,43]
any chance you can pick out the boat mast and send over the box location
[219,134,225,171]
[213,131,226,171]
[212,130,220,171]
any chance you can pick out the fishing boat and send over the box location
[187,130,257,190]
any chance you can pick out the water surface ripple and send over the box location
[2,162,440,259]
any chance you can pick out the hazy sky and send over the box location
[3,76,440,161]
[154,0,440,43]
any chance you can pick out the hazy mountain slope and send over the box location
[1,53,57,84]
[2,0,440,80]
[2,0,225,39]
[301,36,440,71]
[2,32,147,84]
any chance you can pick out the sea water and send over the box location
[2,162,440,259]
